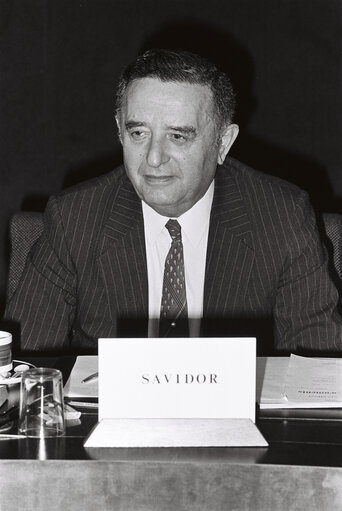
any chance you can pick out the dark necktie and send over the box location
[159,219,189,337]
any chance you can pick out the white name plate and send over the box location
[98,337,256,421]
[84,418,268,448]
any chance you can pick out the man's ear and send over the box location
[217,123,239,164]
[115,115,123,144]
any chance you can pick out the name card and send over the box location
[98,337,256,421]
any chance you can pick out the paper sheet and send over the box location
[256,357,289,406]
[257,355,342,409]
[84,418,268,448]
[285,355,342,403]
[63,356,98,398]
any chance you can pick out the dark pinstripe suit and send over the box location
[6,157,342,353]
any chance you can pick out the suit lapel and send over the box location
[98,177,148,333]
[204,167,255,317]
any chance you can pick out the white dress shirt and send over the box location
[142,181,214,337]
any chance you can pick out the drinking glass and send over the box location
[18,368,65,437]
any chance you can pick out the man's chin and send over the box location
[141,183,178,206]
[142,194,181,216]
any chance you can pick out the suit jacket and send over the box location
[5,157,342,354]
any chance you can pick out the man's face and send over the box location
[116,77,237,217]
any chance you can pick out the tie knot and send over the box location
[165,219,182,242]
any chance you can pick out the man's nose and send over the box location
[146,136,169,168]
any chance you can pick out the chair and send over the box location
[322,212,342,284]
[7,212,44,301]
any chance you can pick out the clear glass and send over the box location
[18,368,65,437]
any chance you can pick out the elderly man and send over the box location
[5,49,342,353]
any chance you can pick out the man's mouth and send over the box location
[144,175,175,185]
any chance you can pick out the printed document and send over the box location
[285,354,342,403]
[258,355,342,409]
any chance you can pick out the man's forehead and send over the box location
[123,78,214,109]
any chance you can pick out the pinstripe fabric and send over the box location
[5,157,342,353]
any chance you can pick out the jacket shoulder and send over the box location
[54,165,127,206]
[219,157,314,244]
[43,165,131,245]
[221,156,304,201]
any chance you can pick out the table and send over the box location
[1,357,342,510]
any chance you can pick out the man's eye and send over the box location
[170,133,187,144]
[129,130,148,140]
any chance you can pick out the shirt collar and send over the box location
[142,180,214,247]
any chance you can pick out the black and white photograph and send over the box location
[1,1,342,509]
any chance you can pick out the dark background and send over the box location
[1,0,342,315]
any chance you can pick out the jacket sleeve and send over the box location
[273,191,342,353]
[4,196,77,351]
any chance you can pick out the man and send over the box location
[5,49,342,353]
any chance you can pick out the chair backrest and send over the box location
[7,212,44,301]
[6,210,342,301]
[322,212,342,286]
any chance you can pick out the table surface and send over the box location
[2,356,342,510]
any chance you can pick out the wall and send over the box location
[1,0,342,314]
